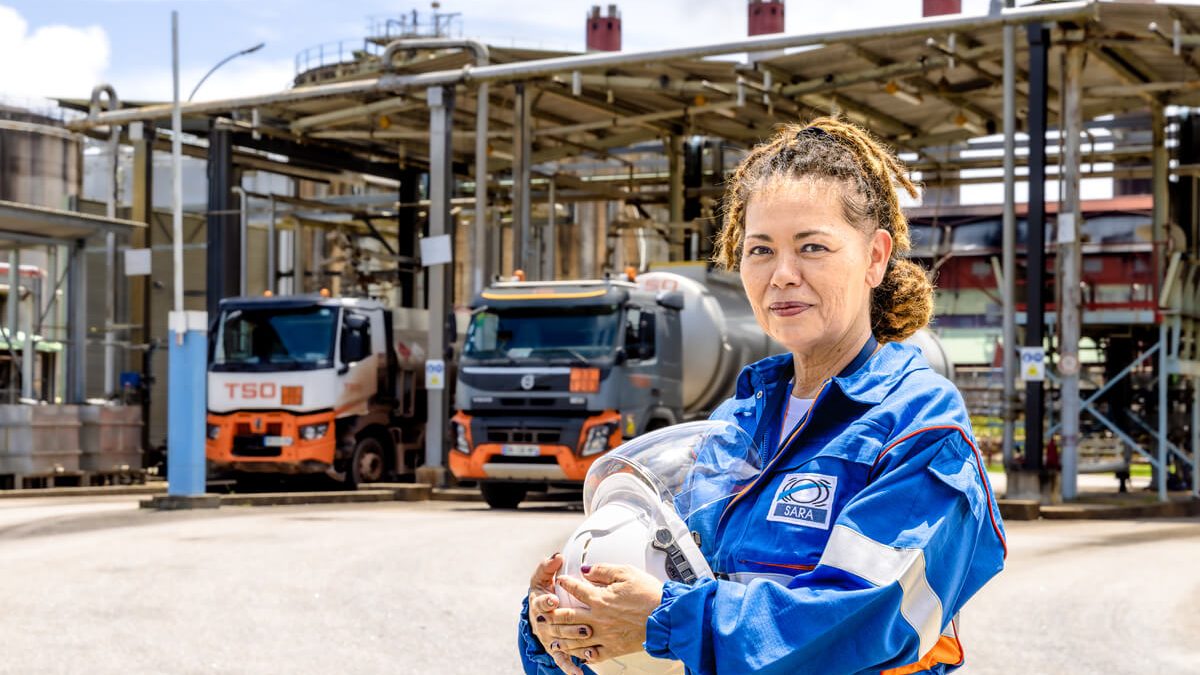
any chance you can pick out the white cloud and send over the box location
[0,4,110,101]
[114,58,297,103]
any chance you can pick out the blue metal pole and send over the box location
[167,311,207,497]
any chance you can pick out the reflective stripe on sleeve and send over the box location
[818,525,944,656]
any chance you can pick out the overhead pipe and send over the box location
[89,83,121,400]
[380,38,492,296]
[70,1,1098,130]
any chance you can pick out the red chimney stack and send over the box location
[748,0,785,36]
[586,5,622,52]
[922,0,961,17]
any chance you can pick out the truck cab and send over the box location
[449,278,684,508]
[206,295,424,487]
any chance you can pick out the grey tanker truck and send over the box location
[448,265,771,509]
[449,265,954,508]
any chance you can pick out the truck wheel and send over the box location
[480,482,527,509]
[347,436,387,488]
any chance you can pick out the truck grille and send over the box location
[235,422,283,435]
[487,428,561,444]
[232,435,282,457]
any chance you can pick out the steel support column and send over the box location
[513,83,533,277]
[398,168,421,307]
[1001,2,1018,468]
[66,239,86,404]
[131,122,155,449]
[1059,37,1085,501]
[668,135,684,228]
[1154,103,1170,502]
[206,122,239,318]
[1024,22,1050,473]
[423,85,455,478]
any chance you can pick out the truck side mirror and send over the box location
[656,291,684,311]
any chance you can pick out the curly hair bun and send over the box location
[872,259,934,343]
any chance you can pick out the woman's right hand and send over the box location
[528,553,584,675]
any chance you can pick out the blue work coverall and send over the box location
[519,342,1007,675]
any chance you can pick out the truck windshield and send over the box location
[465,308,620,362]
[213,306,337,371]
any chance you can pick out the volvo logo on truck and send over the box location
[520,374,535,390]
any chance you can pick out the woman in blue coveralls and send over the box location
[519,118,1008,675]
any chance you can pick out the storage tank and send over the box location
[639,265,955,417]
[0,106,81,209]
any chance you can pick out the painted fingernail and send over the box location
[578,626,588,636]
[536,615,546,623]
[547,597,558,607]
[580,565,592,574]
[584,649,594,661]
[551,641,560,651]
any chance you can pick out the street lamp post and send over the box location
[188,42,265,102]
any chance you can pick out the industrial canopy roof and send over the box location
[68,0,1200,202]
[0,200,145,245]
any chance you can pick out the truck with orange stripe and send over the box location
[206,295,428,487]
[451,271,738,509]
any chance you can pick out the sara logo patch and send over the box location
[766,472,838,530]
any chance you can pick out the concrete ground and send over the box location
[0,495,1196,674]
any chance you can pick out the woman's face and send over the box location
[739,177,893,359]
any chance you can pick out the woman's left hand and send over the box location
[547,564,665,664]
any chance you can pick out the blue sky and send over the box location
[0,0,1012,104]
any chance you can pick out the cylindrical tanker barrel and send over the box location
[637,270,777,417]
[902,328,955,380]
[639,267,955,416]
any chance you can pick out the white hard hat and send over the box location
[556,421,760,674]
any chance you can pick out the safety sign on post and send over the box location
[1020,347,1045,382]
[425,359,446,390]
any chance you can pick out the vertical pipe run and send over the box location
[473,80,490,297]
[267,195,277,294]
[424,85,455,475]
[1024,22,1050,473]
[172,12,184,318]
[513,84,533,277]
[1192,376,1199,499]
[237,188,248,297]
[1059,38,1085,501]
[21,267,33,401]
[293,221,305,294]
[545,178,557,280]
[1000,1,1017,468]
[8,250,18,403]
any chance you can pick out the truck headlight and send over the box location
[452,422,471,454]
[207,424,220,440]
[580,423,617,457]
[299,423,329,441]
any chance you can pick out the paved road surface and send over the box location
[0,495,1195,674]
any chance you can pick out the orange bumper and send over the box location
[448,411,621,483]
[206,410,336,472]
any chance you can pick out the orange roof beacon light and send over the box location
[624,266,637,282]
[514,269,527,282]
[319,288,331,298]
